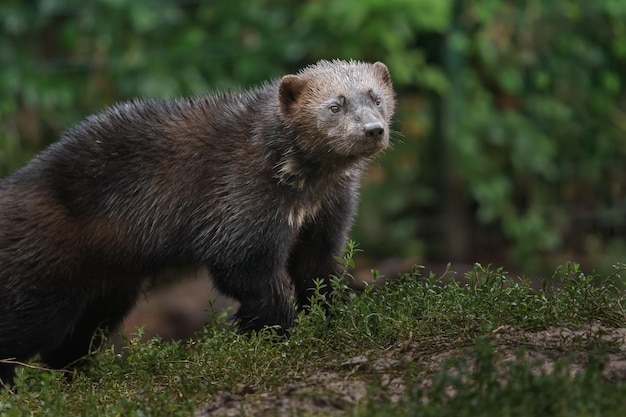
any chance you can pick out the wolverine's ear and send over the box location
[373,62,392,88]
[279,75,308,114]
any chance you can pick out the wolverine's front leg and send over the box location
[209,256,296,334]
[287,224,345,309]
[233,268,296,334]
[288,196,356,309]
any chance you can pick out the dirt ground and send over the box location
[118,269,626,416]
[191,324,626,416]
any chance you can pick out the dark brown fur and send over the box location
[0,59,395,387]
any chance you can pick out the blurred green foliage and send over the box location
[1,0,625,274]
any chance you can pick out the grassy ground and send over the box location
[1,247,625,416]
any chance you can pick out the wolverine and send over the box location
[0,59,395,387]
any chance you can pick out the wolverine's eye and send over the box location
[330,95,345,113]
[369,90,382,106]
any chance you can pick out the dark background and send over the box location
[1,0,625,278]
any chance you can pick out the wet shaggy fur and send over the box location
[0,59,395,387]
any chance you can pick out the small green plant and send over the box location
[1,258,625,416]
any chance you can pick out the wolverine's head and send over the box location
[278,60,395,159]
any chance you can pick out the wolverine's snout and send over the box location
[364,121,385,141]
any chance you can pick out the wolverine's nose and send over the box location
[364,122,385,140]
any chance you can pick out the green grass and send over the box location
[1,249,625,416]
